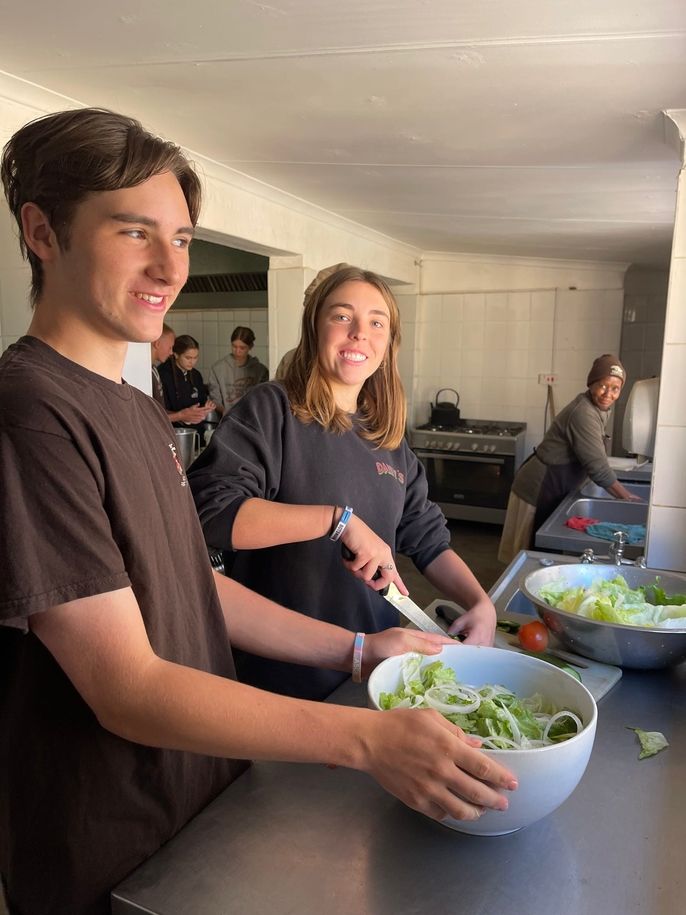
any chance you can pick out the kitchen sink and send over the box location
[564,498,648,525]
[536,490,648,557]
[501,590,537,616]
[579,481,650,500]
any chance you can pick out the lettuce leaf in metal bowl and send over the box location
[538,575,686,629]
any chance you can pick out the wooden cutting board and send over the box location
[424,600,622,702]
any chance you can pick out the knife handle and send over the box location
[341,544,389,596]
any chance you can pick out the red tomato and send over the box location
[518,620,549,652]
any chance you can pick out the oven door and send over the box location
[415,449,514,524]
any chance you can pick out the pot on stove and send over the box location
[430,389,461,426]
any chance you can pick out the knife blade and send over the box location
[382,582,447,635]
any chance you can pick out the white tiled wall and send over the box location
[414,288,623,456]
[645,168,686,573]
[164,308,270,382]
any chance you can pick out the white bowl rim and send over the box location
[368,646,598,753]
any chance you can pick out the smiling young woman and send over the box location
[189,265,499,701]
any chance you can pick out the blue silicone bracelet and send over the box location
[329,506,353,542]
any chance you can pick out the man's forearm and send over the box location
[105,656,367,767]
[214,570,355,672]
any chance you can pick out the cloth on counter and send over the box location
[565,516,601,532]
[586,522,646,544]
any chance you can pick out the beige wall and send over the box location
[412,255,626,455]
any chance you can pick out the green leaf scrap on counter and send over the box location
[626,727,669,760]
[517,650,582,682]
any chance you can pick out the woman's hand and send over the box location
[359,708,517,822]
[607,481,644,502]
[361,628,453,678]
[447,597,497,646]
[203,399,217,414]
[340,515,408,594]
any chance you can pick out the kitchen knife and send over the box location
[340,545,446,635]
[382,582,447,635]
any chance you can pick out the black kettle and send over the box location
[430,389,461,426]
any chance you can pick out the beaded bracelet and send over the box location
[329,505,353,542]
[352,632,365,683]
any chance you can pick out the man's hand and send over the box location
[362,628,453,678]
[359,708,517,822]
[175,404,206,424]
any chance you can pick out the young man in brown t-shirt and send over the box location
[0,108,515,915]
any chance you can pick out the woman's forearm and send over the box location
[422,549,490,609]
[606,480,636,500]
[231,498,338,549]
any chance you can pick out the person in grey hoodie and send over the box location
[208,325,268,415]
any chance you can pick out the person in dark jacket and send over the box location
[498,354,643,563]
[158,333,216,441]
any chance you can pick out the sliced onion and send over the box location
[543,710,583,741]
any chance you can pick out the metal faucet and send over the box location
[609,530,627,565]
[578,532,644,566]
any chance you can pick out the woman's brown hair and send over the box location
[1,107,201,305]
[231,326,256,347]
[283,266,406,450]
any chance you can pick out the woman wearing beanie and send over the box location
[498,354,642,563]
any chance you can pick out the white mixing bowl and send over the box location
[367,644,597,836]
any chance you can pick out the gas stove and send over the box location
[412,419,527,457]
[410,418,528,524]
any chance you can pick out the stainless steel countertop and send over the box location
[113,552,685,915]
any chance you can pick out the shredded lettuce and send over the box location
[626,727,669,760]
[379,656,582,750]
[538,575,686,629]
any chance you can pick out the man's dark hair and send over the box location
[1,107,202,305]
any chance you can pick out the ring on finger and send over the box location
[379,563,394,571]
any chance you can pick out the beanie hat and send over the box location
[587,354,626,388]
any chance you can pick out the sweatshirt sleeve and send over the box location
[207,365,222,408]
[158,363,178,412]
[394,442,451,572]
[188,383,286,550]
[566,401,617,489]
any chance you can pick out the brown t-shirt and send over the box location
[0,337,247,915]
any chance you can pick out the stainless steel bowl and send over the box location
[522,564,686,669]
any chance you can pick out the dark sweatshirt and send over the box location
[188,382,450,700]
